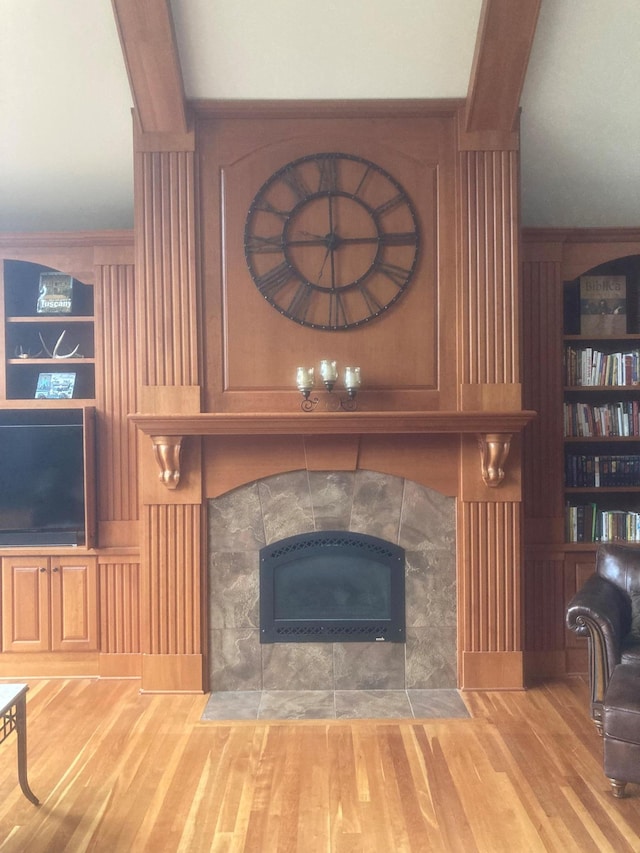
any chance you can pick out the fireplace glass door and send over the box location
[260,531,405,643]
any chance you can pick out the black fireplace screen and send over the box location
[260,531,405,643]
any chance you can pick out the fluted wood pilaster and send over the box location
[134,132,203,691]
[142,504,201,656]
[136,149,198,387]
[99,561,141,654]
[459,500,522,654]
[458,150,519,386]
[456,144,524,688]
[95,262,138,524]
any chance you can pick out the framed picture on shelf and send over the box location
[35,372,76,399]
[36,272,73,314]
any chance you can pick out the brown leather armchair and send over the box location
[566,543,640,732]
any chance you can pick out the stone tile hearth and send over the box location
[208,469,456,695]
[201,688,470,721]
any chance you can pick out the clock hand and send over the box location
[316,245,332,283]
[327,195,337,289]
[286,235,328,247]
[317,196,338,285]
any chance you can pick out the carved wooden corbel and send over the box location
[478,433,512,487]
[151,435,183,489]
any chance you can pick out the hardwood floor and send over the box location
[1,676,639,852]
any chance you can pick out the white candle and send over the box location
[296,366,315,390]
[320,360,338,383]
[344,366,361,390]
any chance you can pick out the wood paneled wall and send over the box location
[98,560,141,654]
[130,102,529,692]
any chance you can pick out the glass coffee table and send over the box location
[0,683,39,805]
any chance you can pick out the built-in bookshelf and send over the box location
[563,254,640,543]
[1,260,95,404]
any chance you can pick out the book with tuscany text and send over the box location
[580,275,627,336]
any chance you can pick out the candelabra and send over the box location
[296,361,361,411]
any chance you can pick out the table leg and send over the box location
[14,696,39,806]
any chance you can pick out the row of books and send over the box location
[565,454,640,487]
[564,401,640,437]
[566,503,640,543]
[564,346,640,387]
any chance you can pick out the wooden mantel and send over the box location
[131,409,536,489]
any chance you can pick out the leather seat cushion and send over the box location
[603,664,640,744]
[621,642,640,665]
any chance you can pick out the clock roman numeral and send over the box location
[282,166,311,202]
[288,282,314,321]
[245,234,284,254]
[378,231,419,247]
[377,262,412,288]
[329,289,348,327]
[255,262,296,297]
[373,193,406,217]
[316,156,338,193]
[356,281,384,316]
[353,164,373,199]
[253,200,292,220]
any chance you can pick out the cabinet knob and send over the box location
[52,566,59,573]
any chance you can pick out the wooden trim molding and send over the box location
[190,98,464,121]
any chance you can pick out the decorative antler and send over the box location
[38,330,80,359]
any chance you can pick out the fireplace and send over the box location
[260,531,405,643]
[208,469,456,692]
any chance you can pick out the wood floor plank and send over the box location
[1,676,640,852]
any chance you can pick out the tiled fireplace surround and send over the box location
[208,469,456,693]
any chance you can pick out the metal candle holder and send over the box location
[296,362,361,412]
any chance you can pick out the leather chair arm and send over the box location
[566,573,630,730]
[566,573,629,652]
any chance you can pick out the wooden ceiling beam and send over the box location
[111,0,188,135]
[466,0,542,134]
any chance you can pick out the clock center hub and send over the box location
[325,231,341,250]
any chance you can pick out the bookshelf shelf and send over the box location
[7,358,95,366]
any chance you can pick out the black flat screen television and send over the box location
[0,409,87,546]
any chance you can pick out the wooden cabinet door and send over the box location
[1,557,50,652]
[50,556,98,651]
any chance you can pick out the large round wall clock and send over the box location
[244,152,420,330]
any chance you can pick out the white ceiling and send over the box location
[0,0,638,234]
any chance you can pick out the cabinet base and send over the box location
[0,652,99,678]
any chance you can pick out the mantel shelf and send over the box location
[130,409,536,490]
[129,409,536,436]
